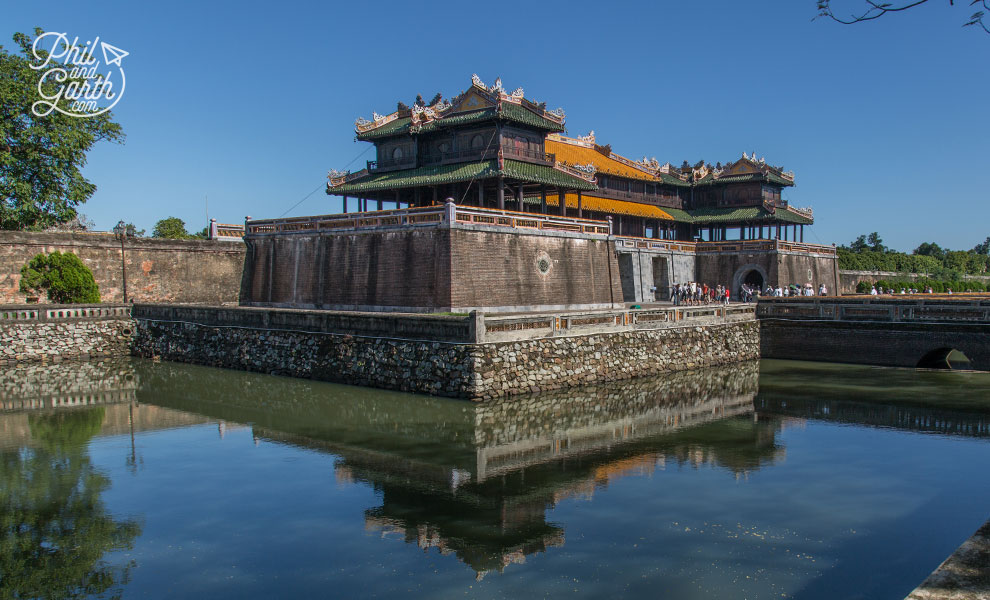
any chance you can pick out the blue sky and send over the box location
[5,0,988,251]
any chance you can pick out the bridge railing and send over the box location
[756,297,990,324]
[480,304,755,343]
[0,304,132,323]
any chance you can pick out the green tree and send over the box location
[152,217,192,239]
[972,236,990,255]
[19,251,101,303]
[124,222,145,237]
[866,231,886,253]
[914,241,946,260]
[191,226,209,240]
[845,234,869,252]
[0,29,125,231]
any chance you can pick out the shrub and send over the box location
[19,252,101,303]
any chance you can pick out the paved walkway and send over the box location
[906,519,990,600]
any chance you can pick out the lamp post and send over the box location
[113,220,128,303]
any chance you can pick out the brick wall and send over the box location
[450,228,621,311]
[241,225,622,313]
[0,231,245,305]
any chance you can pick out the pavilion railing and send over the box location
[245,204,612,236]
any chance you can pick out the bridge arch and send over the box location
[917,347,973,370]
[732,264,769,295]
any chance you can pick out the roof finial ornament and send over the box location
[578,130,595,143]
[742,151,748,160]
[510,87,524,99]
[490,77,504,93]
[471,74,485,88]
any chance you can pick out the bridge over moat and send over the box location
[757,296,990,371]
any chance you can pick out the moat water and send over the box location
[2,358,989,599]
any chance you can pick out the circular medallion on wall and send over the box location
[536,250,553,278]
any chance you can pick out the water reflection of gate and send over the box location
[132,358,783,576]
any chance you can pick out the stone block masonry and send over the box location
[131,304,759,400]
[0,231,245,305]
[0,304,136,365]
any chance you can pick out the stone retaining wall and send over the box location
[131,311,759,400]
[0,305,135,365]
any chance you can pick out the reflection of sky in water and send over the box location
[4,358,990,599]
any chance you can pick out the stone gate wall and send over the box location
[0,231,245,305]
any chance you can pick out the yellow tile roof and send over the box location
[547,138,659,182]
[546,193,675,220]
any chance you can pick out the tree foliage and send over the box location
[0,407,141,600]
[816,0,989,35]
[0,29,125,231]
[152,217,192,239]
[19,251,101,303]
[838,232,990,277]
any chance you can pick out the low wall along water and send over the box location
[0,304,135,365]
[129,304,759,400]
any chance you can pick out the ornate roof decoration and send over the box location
[327,168,367,188]
[637,157,660,170]
[355,76,565,135]
[547,134,688,183]
[553,161,598,184]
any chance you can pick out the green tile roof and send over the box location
[774,207,814,224]
[500,102,565,132]
[502,160,597,190]
[356,104,563,141]
[658,172,691,187]
[661,207,694,223]
[329,161,497,193]
[355,117,414,140]
[328,159,596,194]
[660,206,813,225]
[695,171,795,187]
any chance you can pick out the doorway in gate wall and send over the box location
[617,253,636,302]
[652,257,669,301]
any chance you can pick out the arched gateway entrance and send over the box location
[732,264,769,295]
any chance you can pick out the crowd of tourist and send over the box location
[668,282,731,305]
[870,285,936,295]
[763,283,828,297]
[661,281,830,305]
